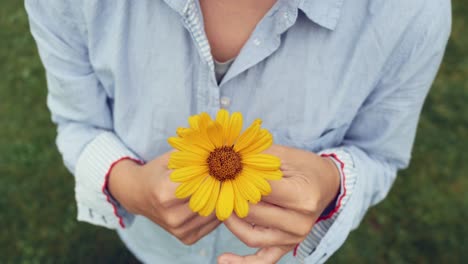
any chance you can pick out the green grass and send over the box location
[1,1,467,263]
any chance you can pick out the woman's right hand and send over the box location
[108,151,221,245]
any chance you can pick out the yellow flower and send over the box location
[168,110,282,221]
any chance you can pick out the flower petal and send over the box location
[188,115,200,130]
[238,129,273,155]
[216,180,234,221]
[193,112,218,149]
[168,137,209,156]
[175,175,207,199]
[232,181,249,218]
[225,112,243,146]
[183,132,215,152]
[241,154,281,170]
[241,168,272,195]
[176,127,191,138]
[170,166,208,182]
[216,109,230,139]
[233,172,261,204]
[198,112,213,130]
[243,167,283,181]
[190,176,217,213]
[206,122,224,148]
[168,137,186,150]
[233,119,261,152]
[199,179,221,216]
[168,151,208,169]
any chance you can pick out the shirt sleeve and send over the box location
[297,2,451,263]
[25,0,141,229]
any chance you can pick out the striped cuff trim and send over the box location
[316,153,347,222]
[102,157,144,228]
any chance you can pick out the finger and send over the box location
[176,213,218,238]
[259,177,301,209]
[224,214,298,248]
[155,173,190,208]
[157,203,198,228]
[186,218,222,245]
[245,146,302,207]
[261,144,288,159]
[172,214,221,246]
[262,144,300,171]
[162,189,191,207]
[162,212,218,242]
[244,202,312,237]
[218,246,292,264]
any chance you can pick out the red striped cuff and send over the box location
[102,157,144,228]
[316,153,347,222]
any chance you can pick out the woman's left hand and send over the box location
[218,145,341,264]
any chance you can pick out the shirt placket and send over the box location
[182,0,222,118]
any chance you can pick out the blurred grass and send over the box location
[0,1,466,263]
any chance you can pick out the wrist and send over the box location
[108,158,145,215]
[320,156,341,211]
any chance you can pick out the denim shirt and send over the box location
[25,0,450,263]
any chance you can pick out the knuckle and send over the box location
[172,229,187,240]
[298,221,314,235]
[155,189,172,206]
[297,226,311,237]
[181,236,197,246]
[152,188,163,202]
[301,198,320,213]
[244,237,261,248]
[164,213,182,228]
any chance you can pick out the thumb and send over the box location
[217,253,243,264]
[218,246,289,264]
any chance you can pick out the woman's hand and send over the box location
[109,152,221,245]
[218,145,341,264]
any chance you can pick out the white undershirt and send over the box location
[214,58,235,84]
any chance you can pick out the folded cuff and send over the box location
[74,132,143,229]
[317,152,347,221]
[295,148,357,261]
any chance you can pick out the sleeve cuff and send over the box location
[317,153,347,221]
[74,132,144,229]
[295,148,357,261]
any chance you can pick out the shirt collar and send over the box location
[164,0,344,31]
[162,0,191,16]
[298,0,345,30]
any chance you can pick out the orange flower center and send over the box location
[207,146,242,181]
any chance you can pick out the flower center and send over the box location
[207,146,243,181]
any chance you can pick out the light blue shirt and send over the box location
[25,0,450,263]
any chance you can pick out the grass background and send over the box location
[1,1,466,263]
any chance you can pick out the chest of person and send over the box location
[83,1,391,159]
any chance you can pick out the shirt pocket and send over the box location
[270,123,349,153]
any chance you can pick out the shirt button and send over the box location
[220,96,231,108]
[253,38,261,46]
[199,248,207,257]
[283,12,289,20]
